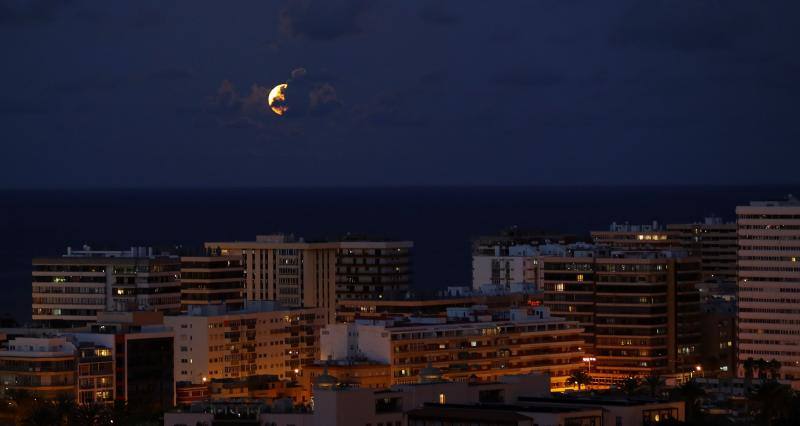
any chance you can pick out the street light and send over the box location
[582,357,597,373]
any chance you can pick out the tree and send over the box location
[671,379,706,423]
[767,359,782,380]
[756,358,769,380]
[71,403,113,426]
[644,373,665,398]
[621,376,640,396]
[567,370,592,391]
[750,380,796,426]
[743,357,756,389]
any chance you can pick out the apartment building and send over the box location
[32,246,181,327]
[736,196,800,381]
[667,217,737,284]
[164,301,325,385]
[321,306,585,390]
[335,238,412,301]
[76,341,114,405]
[591,221,680,250]
[539,249,702,384]
[180,255,245,312]
[72,311,176,410]
[0,337,77,399]
[205,235,413,322]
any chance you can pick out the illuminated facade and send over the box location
[164,302,325,385]
[321,306,585,390]
[736,197,800,381]
[591,221,679,250]
[0,337,76,399]
[32,246,180,327]
[205,235,413,323]
[540,250,702,384]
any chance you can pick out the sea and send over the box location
[1,186,796,324]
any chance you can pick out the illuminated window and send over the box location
[637,235,644,240]
[470,341,477,347]
[576,274,584,282]
[555,283,565,292]
[439,393,446,404]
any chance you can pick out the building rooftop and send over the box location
[518,395,667,407]
[183,300,317,317]
[747,194,800,207]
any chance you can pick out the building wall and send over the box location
[0,337,77,399]
[180,256,244,312]
[336,241,413,300]
[323,317,584,390]
[667,220,738,284]
[736,202,800,381]
[166,305,325,385]
[32,252,180,326]
[472,255,527,289]
[205,239,339,323]
[540,254,702,384]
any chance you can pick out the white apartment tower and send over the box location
[736,196,800,381]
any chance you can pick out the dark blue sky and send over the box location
[1,0,798,187]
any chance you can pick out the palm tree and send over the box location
[643,373,665,398]
[767,359,782,380]
[744,357,756,390]
[71,403,113,426]
[621,376,640,396]
[567,370,592,391]
[750,380,795,426]
[758,358,770,380]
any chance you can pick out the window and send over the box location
[438,393,446,404]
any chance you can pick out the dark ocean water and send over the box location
[0,186,796,324]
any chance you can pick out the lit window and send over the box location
[576,275,584,282]
[439,393,446,404]
[555,283,565,292]
[470,341,477,347]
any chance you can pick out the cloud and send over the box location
[610,0,756,51]
[207,68,341,129]
[418,0,458,26]
[279,0,369,41]
[0,0,65,25]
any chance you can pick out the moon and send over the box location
[268,83,289,116]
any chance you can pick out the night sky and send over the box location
[1,0,798,188]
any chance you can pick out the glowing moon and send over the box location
[268,83,289,116]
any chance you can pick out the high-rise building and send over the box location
[736,196,800,381]
[321,306,585,390]
[32,246,181,327]
[204,235,413,323]
[180,255,245,312]
[539,249,702,385]
[164,301,325,385]
[667,217,738,284]
[335,239,412,301]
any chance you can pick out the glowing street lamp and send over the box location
[582,357,597,373]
